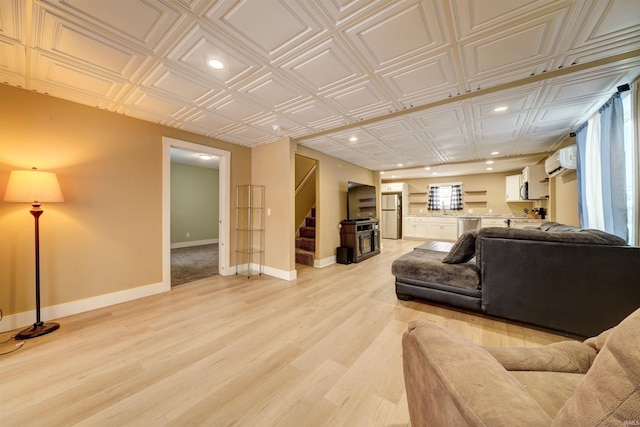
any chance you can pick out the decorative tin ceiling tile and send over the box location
[1,0,638,171]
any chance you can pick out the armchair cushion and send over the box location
[484,341,596,373]
[510,371,584,418]
[403,320,552,426]
[552,308,640,425]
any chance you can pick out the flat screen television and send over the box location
[347,181,377,220]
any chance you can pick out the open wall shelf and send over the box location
[464,189,487,204]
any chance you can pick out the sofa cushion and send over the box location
[538,221,556,231]
[575,228,628,245]
[392,249,480,290]
[475,226,627,267]
[478,226,627,244]
[552,308,640,426]
[443,230,477,264]
[539,221,581,232]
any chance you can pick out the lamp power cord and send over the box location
[0,308,25,356]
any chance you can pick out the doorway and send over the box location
[162,137,231,290]
[169,147,219,286]
[295,154,317,267]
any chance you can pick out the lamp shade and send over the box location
[3,169,64,203]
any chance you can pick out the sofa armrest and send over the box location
[484,341,597,373]
[403,320,552,427]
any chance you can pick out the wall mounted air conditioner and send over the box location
[545,145,577,177]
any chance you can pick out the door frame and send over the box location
[162,137,231,289]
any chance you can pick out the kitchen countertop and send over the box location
[405,213,545,222]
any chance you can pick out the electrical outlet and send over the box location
[186,232,190,237]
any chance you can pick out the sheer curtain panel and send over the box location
[576,92,628,241]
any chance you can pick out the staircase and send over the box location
[295,207,315,266]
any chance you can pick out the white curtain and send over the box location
[577,92,628,241]
[585,112,603,229]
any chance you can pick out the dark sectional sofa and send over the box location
[392,222,640,337]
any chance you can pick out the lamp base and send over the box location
[15,321,60,340]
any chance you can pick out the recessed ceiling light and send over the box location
[424,167,431,170]
[349,136,358,142]
[491,151,500,155]
[486,160,494,164]
[494,106,508,112]
[486,167,493,171]
[208,59,224,69]
[432,172,438,175]
[391,175,396,178]
[397,163,403,167]
[380,171,385,175]
[199,154,213,160]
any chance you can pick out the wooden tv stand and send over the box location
[339,218,380,263]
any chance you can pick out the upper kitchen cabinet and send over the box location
[505,174,525,202]
[522,165,549,200]
[381,182,406,193]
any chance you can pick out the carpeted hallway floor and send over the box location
[171,243,218,286]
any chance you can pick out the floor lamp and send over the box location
[4,167,64,339]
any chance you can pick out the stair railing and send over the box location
[295,163,317,196]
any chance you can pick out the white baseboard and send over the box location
[0,259,297,333]
[229,263,297,281]
[171,238,218,249]
[265,265,297,281]
[315,255,336,268]
[0,281,168,333]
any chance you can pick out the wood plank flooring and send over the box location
[0,239,570,427]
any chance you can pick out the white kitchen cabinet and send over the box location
[511,220,544,229]
[522,165,549,200]
[382,182,406,193]
[481,217,543,228]
[404,216,459,240]
[481,217,509,228]
[505,174,525,201]
[402,217,428,239]
[425,217,458,241]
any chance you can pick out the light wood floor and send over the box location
[0,239,570,427]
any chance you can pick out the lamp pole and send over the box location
[32,203,43,326]
[5,168,63,339]
[15,202,60,339]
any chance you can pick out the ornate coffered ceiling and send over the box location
[1,0,638,174]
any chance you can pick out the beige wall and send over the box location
[0,84,251,317]
[170,163,219,244]
[550,170,579,226]
[252,138,296,274]
[295,145,375,261]
[546,136,579,225]
[295,155,316,187]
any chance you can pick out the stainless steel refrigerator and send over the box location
[381,194,401,239]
